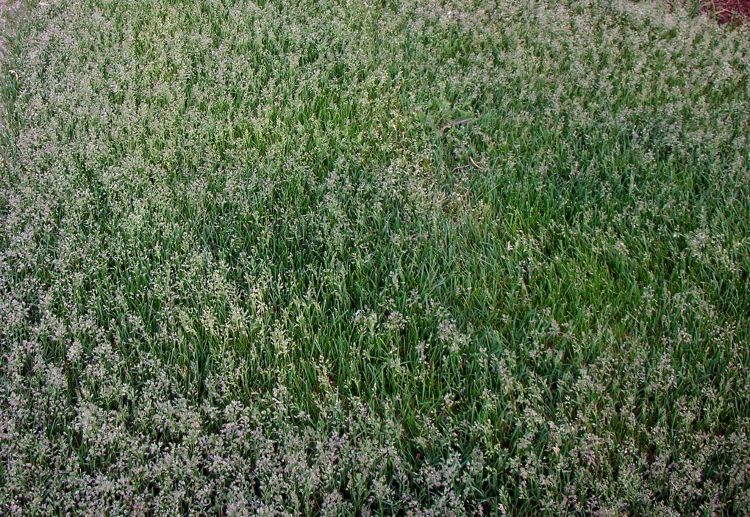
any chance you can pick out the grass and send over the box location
[1,0,749,514]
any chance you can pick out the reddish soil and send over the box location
[705,0,750,24]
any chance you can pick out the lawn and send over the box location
[1,0,749,514]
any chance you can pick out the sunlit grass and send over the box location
[1,0,749,514]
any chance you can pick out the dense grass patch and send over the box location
[1,0,749,514]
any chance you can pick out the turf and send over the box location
[1,0,749,514]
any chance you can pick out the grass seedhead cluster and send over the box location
[1,0,749,514]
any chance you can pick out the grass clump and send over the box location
[1,0,749,514]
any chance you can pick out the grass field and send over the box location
[1,0,749,514]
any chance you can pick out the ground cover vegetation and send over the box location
[1,0,749,514]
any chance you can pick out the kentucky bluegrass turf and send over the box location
[1,0,749,514]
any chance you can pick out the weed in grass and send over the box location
[0,0,749,514]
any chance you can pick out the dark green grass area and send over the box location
[1,0,749,514]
